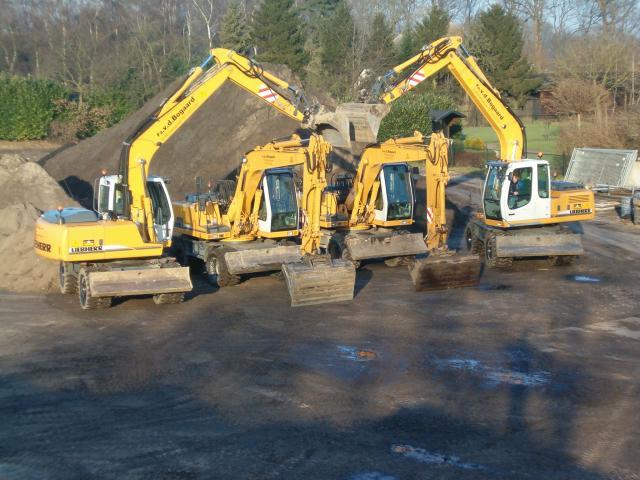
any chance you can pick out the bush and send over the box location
[558,110,640,153]
[0,76,67,140]
[377,90,456,141]
[463,137,486,150]
[50,100,114,142]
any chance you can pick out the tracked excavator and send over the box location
[33,48,354,309]
[338,36,595,267]
[318,129,481,290]
[172,133,355,306]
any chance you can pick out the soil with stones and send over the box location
[0,177,638,479]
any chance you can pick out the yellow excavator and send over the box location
[33,48,353,309]
[172,133,355,306]
[340,36,595,267]
[319,129,481,290]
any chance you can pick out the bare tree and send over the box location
[514,0,547,68]
[191,0,217,49]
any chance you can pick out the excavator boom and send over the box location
[336,36,526,161]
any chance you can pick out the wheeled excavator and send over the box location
[33,48,353,309]
[319,129,481,290]
[338,36,595,267]
[172,133,355,307]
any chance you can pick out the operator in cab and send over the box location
[508,171,523,209]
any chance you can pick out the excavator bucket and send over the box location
[408,253,481,291]
[314,103,391,148]
[345,232,428,261]
[281,257,356,307]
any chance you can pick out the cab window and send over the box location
[483,166,503,220]
[265,171,298,231]
[508,167,532,210]
[382,164,413,220]
[537,164,549,199]
[147,181,171,225]
[97,183,110,213]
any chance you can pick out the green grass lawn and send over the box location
[463,120,560,155]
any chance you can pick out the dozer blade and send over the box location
[89,266,192,297]
[495,234,583,258]
[313,103,391,148]
[408,253,481,291]
[345,232,428,261]
[281,258,356,307]
[223,245,302,275]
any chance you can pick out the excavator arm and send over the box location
[117,48,315,244]
[224,134,331,253]
[343,36,526,161]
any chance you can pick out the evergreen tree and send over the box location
[251,0,309,75]
[365,13,395,74]
[414,5,450,48]
[396,27,417,63]
[318,0,357,98]
[469,4,542,106]
[220,0,251,54]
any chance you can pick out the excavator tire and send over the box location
[153,292,185,304]
[77,268,112,310]
[206,252,240,287]
[340,247,361,270]
[484,235,513,269]
[172,237,188,267]
[548,255,576,266]
[59,262,76,294]
[328,238,361,269]
[465,226,482,255]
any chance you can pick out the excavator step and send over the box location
[281,258,356,307]
[408,253,481,291]
[345,232,428,261]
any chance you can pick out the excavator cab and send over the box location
[96,174,175,243]
[257,168,299,233]
[374,163,415,222]
[483,160,552,225]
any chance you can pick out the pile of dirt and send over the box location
[0,154,77,292]
[42,64,311,204]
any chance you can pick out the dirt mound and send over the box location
[0,154,77,292]
[42,64,308,204]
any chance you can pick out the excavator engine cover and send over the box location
[408,253,481,291]
[281,257,356,307]
[345,232,428,261]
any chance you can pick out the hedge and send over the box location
[0,76,67,140]
[377,90,456,141]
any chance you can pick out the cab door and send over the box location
[146,176,175,243]
[373,163,414,222]
[257,169,299,233]
[500,160,551,223]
